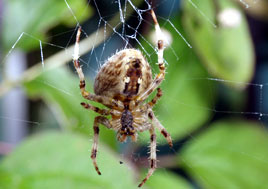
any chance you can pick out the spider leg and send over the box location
[73,27,123,110]
[81,102,110,115]
[147,88,162,108]
[91,116,111,175]
[148,110,173,147]
[117,133,127,142]
[137,9,165,104]
[138,126,157,187]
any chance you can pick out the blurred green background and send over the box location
[1,0,268,188]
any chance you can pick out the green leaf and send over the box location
[2,0,92,51]
[24,67,117,149]
[183,0,255,87]
[0,132,136,189]
[145,170,192,189]
[180,120,268,188]
[138,13,215,143]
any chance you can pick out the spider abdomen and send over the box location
[94,49,152,99]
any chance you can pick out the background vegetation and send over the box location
[1,0,268,188]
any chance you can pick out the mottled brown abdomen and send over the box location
[94,49,153,99]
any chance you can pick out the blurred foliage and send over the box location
[2,0,92,51]
[1,0,268,188]
[0,132,136,189]
[238,0,268,20]
[181,120,268,188]
[145,170,192,188]
[139,16,215,143]
[183,0,254,87]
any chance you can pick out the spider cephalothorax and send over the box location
[73,9,173,188]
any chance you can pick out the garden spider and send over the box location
[73,9,173,187]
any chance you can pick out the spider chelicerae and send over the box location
[73,9,173,187]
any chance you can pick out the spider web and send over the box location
[1,0,268,187]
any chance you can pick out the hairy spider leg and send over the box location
[138,9,172,187]
[149,110,173,147]
[136,9,166,104]
[138,127,157,187]
[147,88,162,107]
[91,116,112,175]
[81,102,110,115]
[73,27,124,110]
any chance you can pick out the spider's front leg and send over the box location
[73,27,123,109]
[138,126,157,187]
[137,9,166,103]
[91,116,111,175]
[73,27,92,99]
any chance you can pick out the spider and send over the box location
[73,9,173,187]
